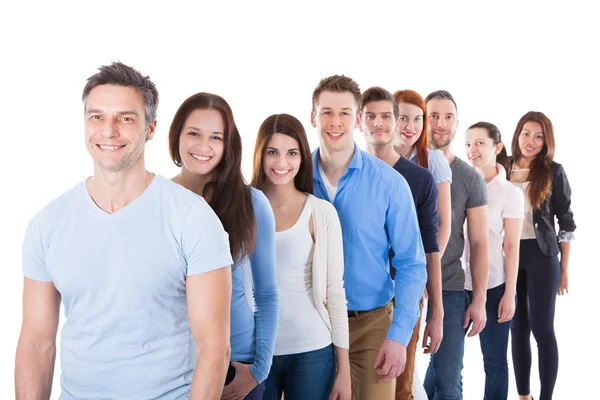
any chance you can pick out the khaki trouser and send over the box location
[349,301,396,400]
[394,301,424,399]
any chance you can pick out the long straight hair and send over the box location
[393,89,429,169]
[169,92,255,261]
[467,121,509,171]
[251,114,313,194]
[509,111,555,210]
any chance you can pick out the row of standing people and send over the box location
[15,62,575,400]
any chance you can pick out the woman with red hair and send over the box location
[391,89,452,399]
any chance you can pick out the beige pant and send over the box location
[394,301,424,399]
[349,301,396,400]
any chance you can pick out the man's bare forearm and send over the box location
[190,343,230,400]
[425,252,443,316]
[15,340,56,400]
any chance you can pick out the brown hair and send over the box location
[82,61,159,129]
[509,111,555,210]
[312,75,362,111]
[394,90,429,169]
[169,92,255,261]
[251,114,313,194]
[467,121,509,171]
[362,86,399,117]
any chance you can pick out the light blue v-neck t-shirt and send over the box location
[22,175,233,399]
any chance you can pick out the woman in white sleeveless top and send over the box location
[251,114,351,400]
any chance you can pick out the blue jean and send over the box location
[424,290,469,400]
[262,344,336,400]
[224,362,265,400]
[468,283,512,400]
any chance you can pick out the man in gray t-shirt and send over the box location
[423,90,490,400]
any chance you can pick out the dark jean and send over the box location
[225,363,265,400]
[468,283,512,400]
[262,344,336,400]
[424,290,469,400]
[511,239,560,400]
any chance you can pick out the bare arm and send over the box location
[464,205,490,336]
[558,242,571,295]
[502,218,523,297]
[436,182,451,256]
[466,205,490,302]
[188,266,232,400]
[425,252,443,316]
[15,278,60,400]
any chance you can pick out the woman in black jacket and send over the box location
[508,111,575,400]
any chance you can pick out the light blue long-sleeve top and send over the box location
[312,145,427,346]
[229,187,278,383]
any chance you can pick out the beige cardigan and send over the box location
[309,194,350,350]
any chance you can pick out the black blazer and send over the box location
[520,161,576,257]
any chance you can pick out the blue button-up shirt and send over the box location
[312,145,427,346]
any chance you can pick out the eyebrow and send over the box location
[265,146,300,151]
[399,113,422,117]
[366,111,393,115]
[185,126,224,135]
[86,109,140,116]
[321,107,354,111]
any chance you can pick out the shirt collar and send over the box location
[312,143,363,183]
[488,163,508,186]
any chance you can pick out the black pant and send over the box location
[511,239,560,400]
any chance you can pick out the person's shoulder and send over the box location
[396,157,435,185]
[309,193,337,214]
[362,150,403,181]
[427,149,448,164]
[32,181,84,224]
[156,175,213,215]
[249,186,270,209]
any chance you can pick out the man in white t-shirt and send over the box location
[15,62,234,400]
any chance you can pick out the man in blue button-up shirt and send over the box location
[309,75,427,400]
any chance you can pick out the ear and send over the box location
[146,120,157,141]
[310,110,317,128]
[496,142,504,155]
[355,110,362,130]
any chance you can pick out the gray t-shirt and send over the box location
[442,157,487,291]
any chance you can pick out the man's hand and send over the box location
[373,339,407,383]
[464,298,486,337]
[497,294,516,323]
[221,362,258,400]
[422,313,443,354]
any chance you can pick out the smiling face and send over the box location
[262,133,302,187]
[518,121,545,162]
[85,84,154,172]
[396,102,424,148]
[465,127,502,169]
[427,98,458,150]
[361,100,397,147]
[311,90,360,153]
[178,108,225,178]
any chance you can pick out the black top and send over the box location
[393,156,440,254]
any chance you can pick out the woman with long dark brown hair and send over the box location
[168,92,278,400]
[508,111,575,400]
[251,114,351,400]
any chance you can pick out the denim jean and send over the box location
[224,363,265,400]
[262,344,336,400]
[468,283,512,400]
[424,290,469,400]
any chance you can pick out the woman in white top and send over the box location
[251,113,351,400]
[464,121,524,400]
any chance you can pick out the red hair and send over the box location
[393,89,429,169]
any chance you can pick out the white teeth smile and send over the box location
[98,145,123,151]
[329,132,343,137]
[273,169,290,175]
[191,154,211,161]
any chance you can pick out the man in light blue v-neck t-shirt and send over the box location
[15,62,234,400]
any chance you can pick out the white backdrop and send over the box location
[1,1,596,398]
